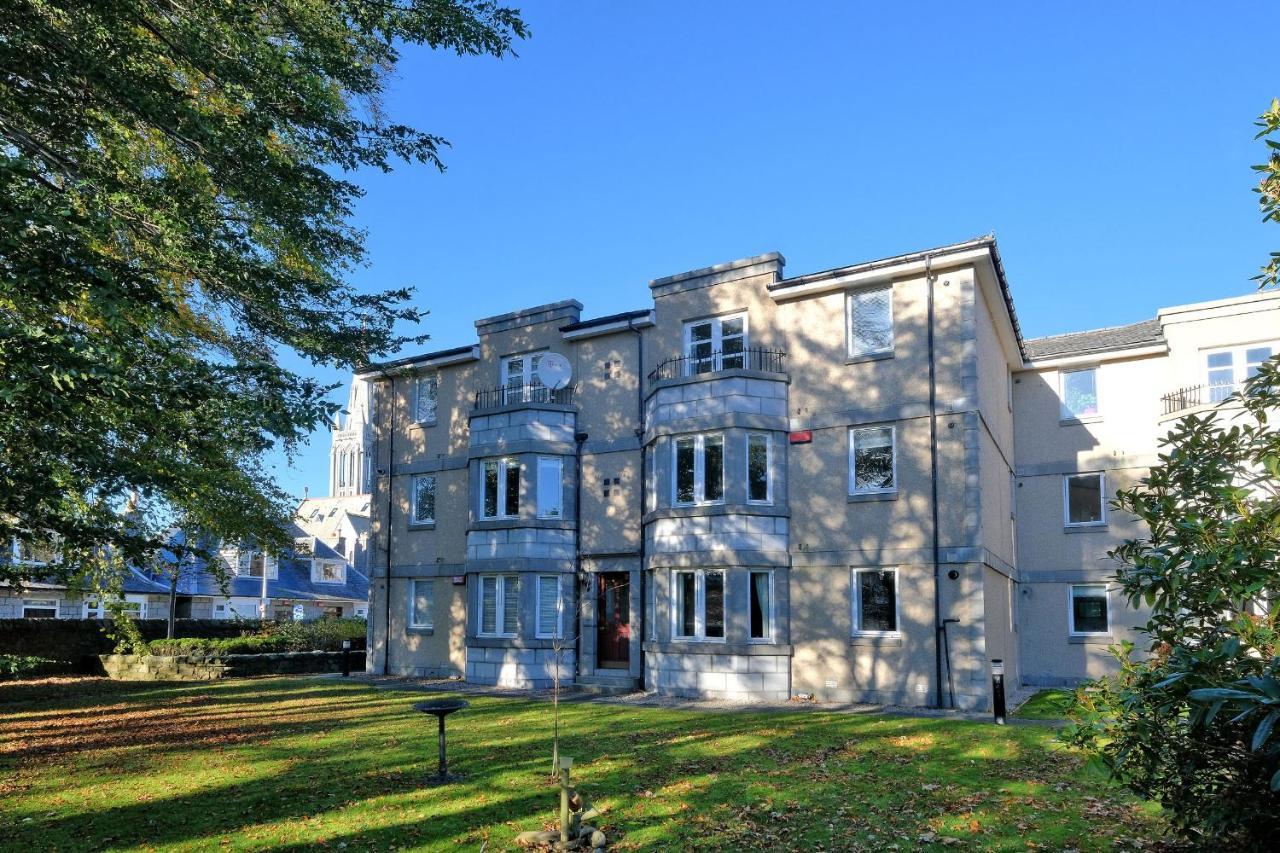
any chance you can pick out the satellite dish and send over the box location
[537,353,573,390]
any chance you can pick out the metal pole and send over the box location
[992,659,1007,725]
[342,640,351,677]
[438,713,447,777]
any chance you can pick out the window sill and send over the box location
[845,350,895,365]
[671,501,726,510]
[410,420,439,429]
[848,491,898,503]
[407,626,435,635]
[1059,415,1102,426]
[408,522,436,531]
[1068,633,1113,645]
[850,634,903,647]
[1064,523,1108,534]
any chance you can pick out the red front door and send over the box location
[596,573,631,668]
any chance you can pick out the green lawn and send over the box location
[1014,689,1077,721]
[0,676,1163,851]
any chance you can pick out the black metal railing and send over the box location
[1161,384,1202,416]
[473,384,576,412]
[647,347,788,384]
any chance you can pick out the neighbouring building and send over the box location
[358,236,1280,709]
[296,380,373,573]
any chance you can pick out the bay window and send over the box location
[536,457,564,518]
[479,574,519,636]
[481,457,521,519]
[673,434,724,506]
[746,433,772,504]
[673,569,724,640]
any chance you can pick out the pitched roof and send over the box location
[1024,318,1166,362]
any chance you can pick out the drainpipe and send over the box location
[627,319,647,689]
[382,376,395,675]
[572,429,588,683]
[926,255,946,708]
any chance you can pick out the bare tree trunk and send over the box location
[167,571,178,639]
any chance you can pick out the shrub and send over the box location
[0,654,72,679]
[133,618,366,657]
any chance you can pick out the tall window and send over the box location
[536,575,562,638]
[852,568,898,635]
[1206,344,1275,402]
[1069,584,1110,635]
[22,598,58,619]
[749,571,773,641]
[502,352,545,403]
[673,569,724,639]
[481,457,521,519]
[846,284,894,357]
[1064,472,1105,527]
[673,434,724,506]
[414,376,438,424]
[684,313,747,374]
[1059,367,1099,420]
[480,574,519,636]
[412,475,436,525]
[848,426,896,494]
[746,433,772,503]
[409,579,434,629]
[536,457,564,518]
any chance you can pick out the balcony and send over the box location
[473,384,575,413]
[1161,382,1248,416]
[647,347,788,385]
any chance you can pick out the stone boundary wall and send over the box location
[101,650,365,681]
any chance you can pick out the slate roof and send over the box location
[1024,318,1166,362]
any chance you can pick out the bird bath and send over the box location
[412,698,469,784]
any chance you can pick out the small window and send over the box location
[22,598,59,619]
[537,457,564,519]
[1064,472,1105,527]
[480,574,518,637]
[672,434,724,506]
[414,376,438,424]
[846,284,894,357]
[1059,367,1099,420]
[481,457,520,519]
[1206,344,1277,402]
[536,575,562,638]
[313,561,345,584]
[84,599,105,620]
[848,426,896,494]
[247,552,278,579]
[672,569,725,640]
[746,433,771,504]
[684,313,747,374]
[852,568,898,635]
[1070,584,1110,635]
[749,571,773,641]
[409,579,434,629]
[412,475,436,525]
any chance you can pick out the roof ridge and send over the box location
[1026,317,1158,342]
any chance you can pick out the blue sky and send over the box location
[269,1,1277,498]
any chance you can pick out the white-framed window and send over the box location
[851,568,899,635]
[673,434,724,506]
[848,426,896,494]
[746,432,772,504]
[1064,472,1106,527]
[412,474,436,525]
[1069,584,1110,635]
[502,352,545,403]
[536,457,564,519]
[22,598,59,619]
[122,596,146,619]
[479,574,519,637]
[846,284,894,357]
[1059,367,1099,420]
[414,375,438,424]
[673,569,725,640]
[481,457,521,519]
[247,552,278,579]
[312,560,345,584]
[684,312,747,374]
[536,575,563,639]
[409,579,434,630]
[83,598,105,619]
[293,537,314,557]
[748,571,774,641]
[1206,343,1276,402]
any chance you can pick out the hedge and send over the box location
[0,617,366,673]
[0,654,74,680]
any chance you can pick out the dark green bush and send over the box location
[0,654,72,679]
[135,618,366,657]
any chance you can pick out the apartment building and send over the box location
[359,236,1280,710]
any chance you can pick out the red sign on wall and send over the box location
[788,430,813,444]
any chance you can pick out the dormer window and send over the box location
[312,560,345,584]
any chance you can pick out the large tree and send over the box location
[0,1,526,583]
